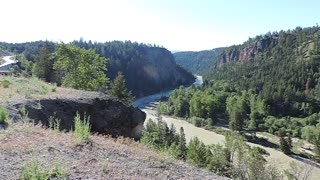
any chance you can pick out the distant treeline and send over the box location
[0,40,195,97]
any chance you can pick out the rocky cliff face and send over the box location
[131,47,195,96]
[174,36,279,75]
[7,96,146,139]
[72,41,196,97]
[218,36,278,65]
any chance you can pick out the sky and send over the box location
[0,0,319,51]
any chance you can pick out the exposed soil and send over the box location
[0,123,228,180]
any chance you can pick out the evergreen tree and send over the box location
[287,133,293,148]
[187,137,210,167]
[33,41,54,82]
[278,131,291,155]
[226,92,249,131]
[178,127,187,160]
[109,72,132,104]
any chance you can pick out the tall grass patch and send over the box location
[0,106,9,125]
[74,112,91,143]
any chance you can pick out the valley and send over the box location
[135,76,320,179]
[1,1,319,179]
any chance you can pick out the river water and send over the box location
[133,75,320,179]
[0,56,16,71]
[133,75,203,109]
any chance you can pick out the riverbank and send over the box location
[0,56,16,71]
[141,103,320,179]
[133,76,320,179]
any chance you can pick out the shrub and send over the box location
[158,102,173,115]
[21,158,68,180]
[0,106,9,125]
[51,161,68,179]
[21,158,49,180]
[20,105,29,123]
[74,112,91,143]
[1,80,10,88]
[40,85,48,94]
[48,116,61,131]
[51,83,57,92]
[188,116,206,127]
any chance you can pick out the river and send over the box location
[0,56,16,71]
[133,76,320,179]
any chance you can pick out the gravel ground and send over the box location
[0,123,229,180]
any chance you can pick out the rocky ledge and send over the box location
[7,96,146,139]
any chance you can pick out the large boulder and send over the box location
[7,96,146,139]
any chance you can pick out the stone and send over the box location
[7,96,146,139]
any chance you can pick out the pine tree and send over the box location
[109,72,132,104]
[187,137,210,167]
[33,41,54,82]
[279,135,291,155]
[178,127,187,160]
[287,133,293,148]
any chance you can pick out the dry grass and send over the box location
[0,75,103,106]
[0,122,227,180]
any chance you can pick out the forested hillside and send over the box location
[208,26,320,117]
[161,26,320,159]
[174,26,320,117]
[173,48,223,75]
[0,40,195,97]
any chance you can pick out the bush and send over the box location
[21,158,49,180]
[74,112,91,143]
[51,83,57,92]
[158,102,173,115]
[48,116,61,131]
[0,106,9,125]
[21,158,68,180]
[188,116,206,127]
[1,80,10,88]
[51,161,69,179]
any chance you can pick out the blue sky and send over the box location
[0,0,319,51]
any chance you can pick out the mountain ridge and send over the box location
[0,40,195,98]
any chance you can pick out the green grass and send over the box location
[0,106,9,125]
[0,76,56,98]
[74,112,91,143]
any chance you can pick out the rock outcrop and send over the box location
[218,35,278,65]
[174,36,279,74]
[7,96,146,139]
